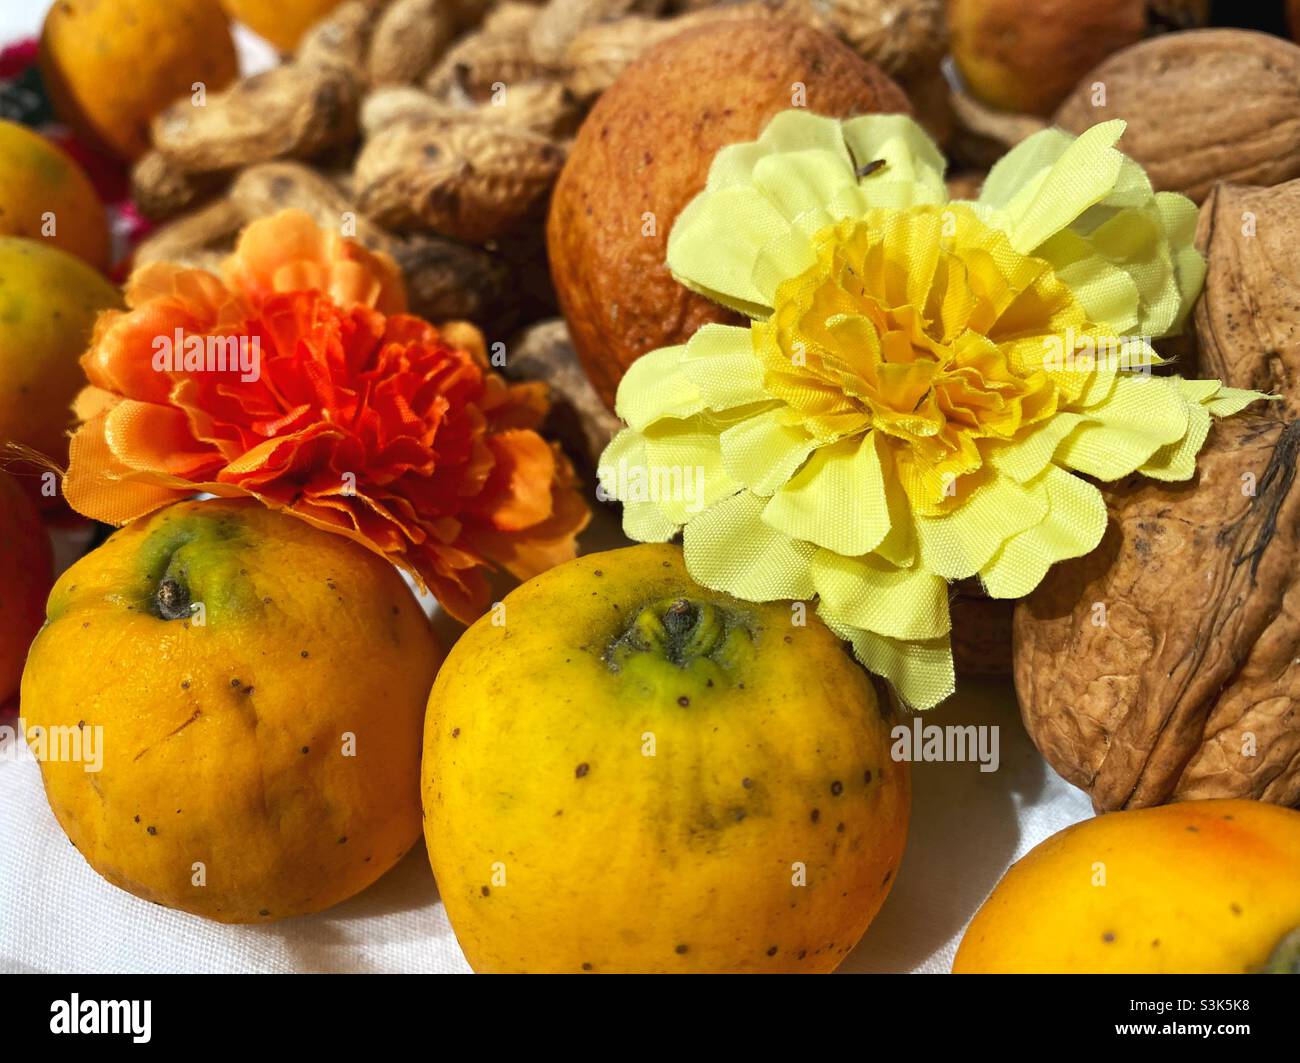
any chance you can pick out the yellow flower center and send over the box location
[755,205,1097,513]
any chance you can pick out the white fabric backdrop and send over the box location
[0,671,1094,974]
[0,0,1094,974]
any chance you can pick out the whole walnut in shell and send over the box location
[1194,178,1300,417]
[547,17,910,410]
[1014,414,1300,811]
[1054,30,1300,204]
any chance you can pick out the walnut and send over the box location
[1014,413,1300,811]
[1194,179,1300,416]
[1054,29,1300,203]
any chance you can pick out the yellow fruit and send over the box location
[423,543,909,973]
[221,0,346,52]
[0,471,52,703]
[953,799,1300,973]
[22,499,442,922]
[0,121,110,271]
[0,237,121,499]
[40,0,239,161]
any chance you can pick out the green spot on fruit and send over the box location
[133,509,262,621]
[605,596,755,698]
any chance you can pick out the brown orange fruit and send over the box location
[547,18,910,411]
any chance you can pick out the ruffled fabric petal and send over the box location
[979,465,1108,598]
[683,490,817,601]
[979,121,1205,339]
[668,110,948,315]
[1055,374,1192,480]
[811,549,951,641]
[761,433,891,556]
[822,612,956,712]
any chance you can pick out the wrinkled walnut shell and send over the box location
[1014,413,1300,811]
[1054,30,1300,204]
[1194,179,1300,416]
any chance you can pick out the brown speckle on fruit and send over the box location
[830,780,843,796]
[675,943,688,955]
[575,762,590,779]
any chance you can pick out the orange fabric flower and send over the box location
[64,210,590,620]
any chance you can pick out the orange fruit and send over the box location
[0,237,122,506]
[40,0,239,161]
[0,121,111,272]
[954,799,1300,973]
[948,0,1146,117]
[22,498,443,922]
[424,544,909,972]
[0,471,53,703]
[221,0,345,52]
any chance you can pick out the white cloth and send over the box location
[0,669,1093,974]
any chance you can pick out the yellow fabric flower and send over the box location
[598,112,1268,709]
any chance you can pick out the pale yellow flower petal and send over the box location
[718,407,822,495]
[915,472,1049,580]
[1139,380,1274,481]
[1056,374,1191,480]
[986,412,1086,482]
[821,612,956,711]
[598,430,680,542]
[980,122,1126,253]
[683,490,817,600]
[668,183,799,316]
[614,343,701,431]
[980,120,1204,339]
[707,110,853,190]
[676,323,769,412]
[840,113,948,205]
[1206,385,1276,417]
[643,420,741,525]
[1034,228,1141,334]
[811,549,951,640]
[979,465,1108,598]
[761,433,891,556]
